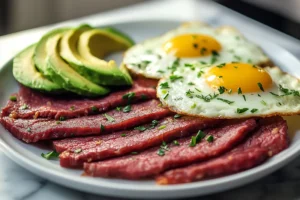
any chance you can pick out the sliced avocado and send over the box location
[13,44,63,92]
[46,33,110,96]
[75,28,134,85]
[34,28,70,80]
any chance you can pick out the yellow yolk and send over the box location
[205,63,273,93]
[163,34,221,58]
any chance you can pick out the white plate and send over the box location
[1,20,300,199]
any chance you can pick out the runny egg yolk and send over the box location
[163,34,221,58]
[205,63,273,93]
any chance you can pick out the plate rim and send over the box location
[1,19,300,199]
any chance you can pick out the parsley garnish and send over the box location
[104,113,115,122]
[261,100,267,106]
[121,133,127,137]
[218,86,226,94]
[116,106,122,111]
[257,82,264,92]
[188,82,195,86]
[184,63,193,67]
[158,125,167,130]
[191,103,197,109]
[91,106,98,113]
[41,151,59,160]
[131,152,138,155]
[27,127,31,132]
[170,75,183,82]
[157,149,165,156]
[9,96,17,101]
[270,92,279,97]
[163,92,169,99]
[100,124,105,132]
[173,140,180,146]
[70,106,75,111]
[216,63,225,68]
[190,130,206,147]
[251,108,258,113]
[279,84,300,96]
[236,108,249,114]
[149,120,159,129]
[238,87,242,94]
[122,105,131,113]
[242,95,246,101]
[234,55,242,61]
[160,82,170,89]
[206,135,214,143]
[157,70,165,73]
[195,93,218,102]
[157,141,170,156]
[197,70,204,78]
[134,126,147,132]
[122,92,135,103]
[186,89,194,98]
[200,47,207,55]
[174,114,181,119]
[59,116,66,121]
[216,98,234,105]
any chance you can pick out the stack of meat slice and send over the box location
[0,78,289,185]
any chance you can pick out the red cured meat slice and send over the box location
[59,116,221,168]
[83,119,256,178]
[1,100,170,143]
[156,116,288,184]
[1,78,156,120]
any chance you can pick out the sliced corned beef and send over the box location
[1,100,170,143]
[1,79,156,120]
[59,116,221,168]
[83,118,256,178]
[156,116,288,184]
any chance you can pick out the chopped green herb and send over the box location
[74,148,82,154]
[104,113,115,122]
[206,135,214,143]
[134,126,147,132]
[199,61,207,65]
[184,63,193,67]
[163,92,169,99]
[188,82,195,86]
[190,130,206,147]
[200,47,207,55]
[116,106,122,111]
[27,127,31,132]
[257,82,264,92]
[235,36,240,40]
[100,124,105,132]
[216,98,234,105]
[56,121,61,125]
[160,141,169,151]
[59,116,66,121]
[189,136,197,147]
[228,89,232,94]
[219,76,223,78]
[131,152,138,155]
[270,92,279,97]
[195,88,201,93]
[149,120,159,129]
[160,82,170,89]
[212,50,219,56]
[158,125,167,130]
[70,106,75,111]
[170,75,183,82]
[193,43,198,48]
[122,92,135,103]
[41,151,59,160]
[157,149,165,156]
[210,56,217,64]
[261,100,267,106]
[258,94,261,97]
[141,94,148,100]
[174,114,181,119]
[216,63,226,68]
[186,89,194,98]
[197,70,204,78]
[234,55,242,61]
[279,84,300,96]
[121,133,127,137]
[236,108,249,114]
[157,70,165,73]
[91,106,98,113]
[9,96,17,101]
[122,105,131,113]
[251,108,258,113]
[173,140,180,146]
[20,104,28,110]
[238,87,242,94]
[218,86,226,94]
[191,103,197,109]
[242,95,246,101]
[195,93,219,102]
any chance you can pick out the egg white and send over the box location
[157,66,300,118]
[124,22,270,79]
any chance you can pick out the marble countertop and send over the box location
[2,0,300,199]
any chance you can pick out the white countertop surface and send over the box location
[1,0,300,199]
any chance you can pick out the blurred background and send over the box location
[1,0,300,39]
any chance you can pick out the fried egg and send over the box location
[157,63,300,118]
[124,22,270,79]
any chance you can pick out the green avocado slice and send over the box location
[13,44,63,92]
[74,28,133,85]
[46,33,110,96]
[34,28,69,80]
